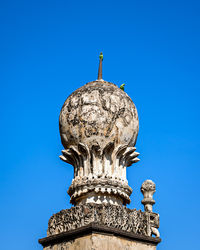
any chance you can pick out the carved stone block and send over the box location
[47,204,159,238]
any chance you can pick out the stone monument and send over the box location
[39,53,161,249]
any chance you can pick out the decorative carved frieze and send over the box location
[47,204,160,238]
[68,176,132,205]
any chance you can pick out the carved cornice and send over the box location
[39,223,161,247]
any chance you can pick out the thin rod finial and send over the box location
[97,52,103,80]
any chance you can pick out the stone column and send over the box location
[39,54,161,249]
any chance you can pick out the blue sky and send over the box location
[0,0,200,249]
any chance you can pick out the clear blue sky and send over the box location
[0,0,200,249]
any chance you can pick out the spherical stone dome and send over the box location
[59,80,139,151]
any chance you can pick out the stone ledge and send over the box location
[39,223,161,247]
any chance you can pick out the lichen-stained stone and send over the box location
[59,80,139,150]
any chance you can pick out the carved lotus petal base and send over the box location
[60,142,139,205]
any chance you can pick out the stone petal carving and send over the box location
[60,142,139,205]
[47,204,160,238]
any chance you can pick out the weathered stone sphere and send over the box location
[59,80,139,150]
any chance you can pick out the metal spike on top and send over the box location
[97,52,103,80]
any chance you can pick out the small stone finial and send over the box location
[141,180,156,212]
[97,52,103,80]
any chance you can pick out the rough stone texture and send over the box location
[43,233,157,250]
[59,80,139,205]
[47,204,159,238]
[59,80,139,151]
